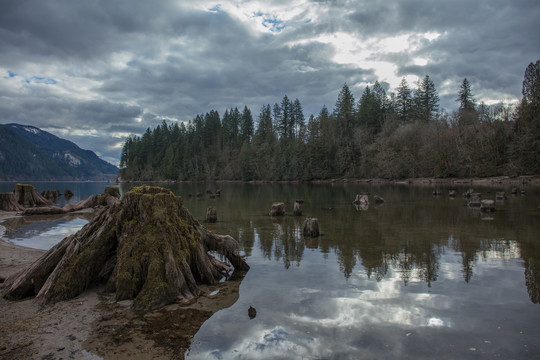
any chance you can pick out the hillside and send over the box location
[0,123,118,181]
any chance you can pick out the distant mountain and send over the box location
[0,123,118,181]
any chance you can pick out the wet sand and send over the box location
[0,211,244,360]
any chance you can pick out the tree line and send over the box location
[119,60,540,181]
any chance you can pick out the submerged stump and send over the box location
[293,201,303,216]
[2,186,249,311]
[303,218,320,237]
[206,206,217,223]
[270,202,285,216]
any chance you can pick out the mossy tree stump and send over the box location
[2,186,249,311]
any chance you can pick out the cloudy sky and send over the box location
[1,0,539,165]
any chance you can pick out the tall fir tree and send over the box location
[334,83,356,138]
[240,106,254,144]
[414,75,440,122]
[292,98,305,140]
[457,78,476,111]
[396,78,413,123]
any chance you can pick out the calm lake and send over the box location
[2,181,540,359]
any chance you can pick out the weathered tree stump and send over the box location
[463,189,474,198]
[0,192,24,211]
[41,189,61,202]
[480,200,496,212]
[303,218,320,237]
[468,193,482,207]
[353,194,369,205]
[496,192,507,200]
[64,189,74,198]
[293,200,302,216]
[2,186,249,311]
[269,202,285,216]
[433,190,441,196]
[206,206,217,223]
[12,184,51,208]
[104,186,120,198]
[448,190,456,197]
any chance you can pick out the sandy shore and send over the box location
[0,211,245,360]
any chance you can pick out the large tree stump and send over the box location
[2,186,249,311]
[13,184,52,207]
[0,192,24,211]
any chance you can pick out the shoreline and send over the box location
[118,175,540,186]
[0,211,245,360]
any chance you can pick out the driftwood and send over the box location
[3,186,249,311]
[23,186,121,215]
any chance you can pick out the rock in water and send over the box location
[374,195,385,204]
[248,306,256,319]
[2,186,249,311]
[64,189,74,198]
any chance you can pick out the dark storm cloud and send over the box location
[345,0,540,107]
[1,0,538,165]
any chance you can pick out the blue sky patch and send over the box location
[262,16,286,32]
[27,76,57,85]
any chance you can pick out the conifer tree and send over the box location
[457,78,476,111]
[240,106,254,144]
[334,83,356,137]
[414,75,440,122]
[396,78,413,123]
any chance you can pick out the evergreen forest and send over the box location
[119,60,540,181]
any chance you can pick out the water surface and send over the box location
[119,182,540,359]
[0,182,110,249]
[3,181,539,359]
